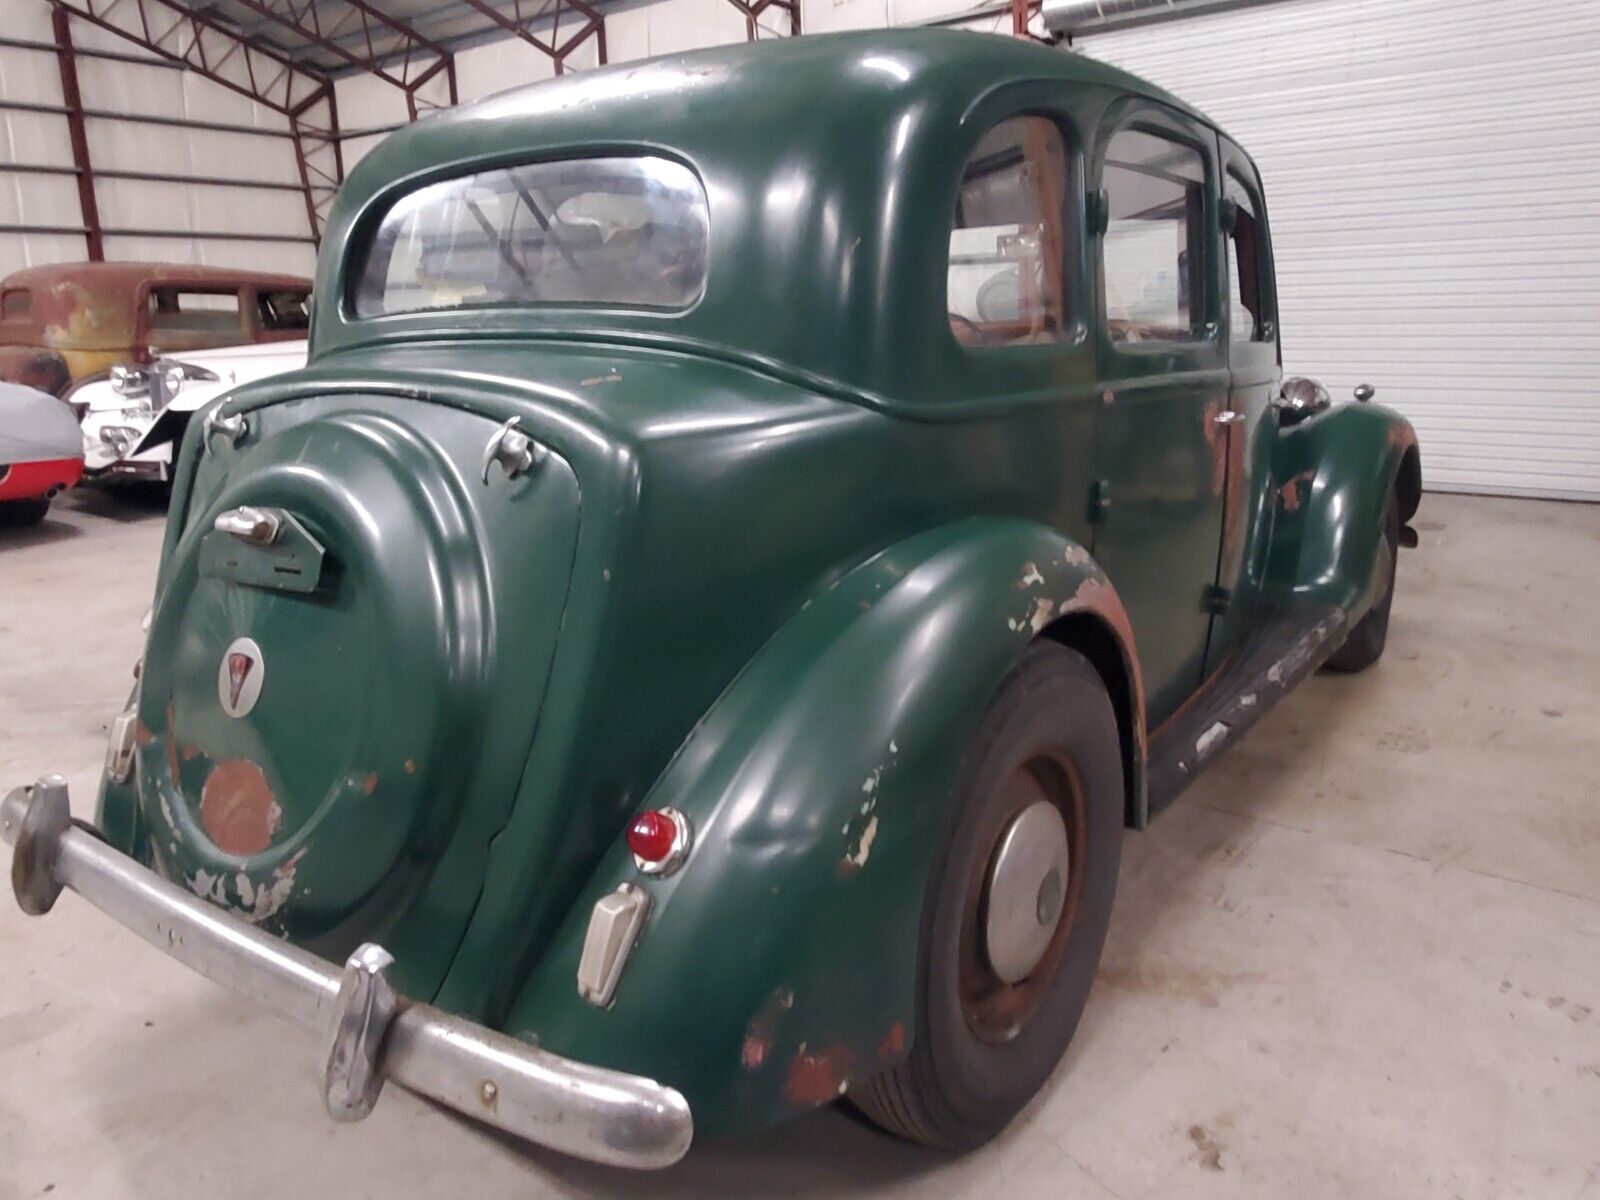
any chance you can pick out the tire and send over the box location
[851,641,1123,1149]
[1325,493,1400,673]
[0,497,50,528]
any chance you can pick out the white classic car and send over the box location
[76,339,307,483]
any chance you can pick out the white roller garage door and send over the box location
[1079,0,1600,500]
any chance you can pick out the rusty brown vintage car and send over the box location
[0,262,312,398]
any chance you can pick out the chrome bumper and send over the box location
[1,778,693,1169]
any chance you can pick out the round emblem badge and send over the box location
[218,636,265,718]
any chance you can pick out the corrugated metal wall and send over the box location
[1081,0,1600,499]
[3,0,1028,276]
[0,4,317,280]
[333,0,1023,172]
[16,0,1591,498]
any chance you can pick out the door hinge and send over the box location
[1089,479,1112,523]
[1202,583,1231,615]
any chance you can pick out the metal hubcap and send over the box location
[959,752,1085,1044]
[983,800,1071,984]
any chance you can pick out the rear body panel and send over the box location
[133,390,580,999]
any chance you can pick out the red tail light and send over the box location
[626,807,692,876]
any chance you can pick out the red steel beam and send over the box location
[46,0,346,244]
[724,0,801,39]
[221,0,457,116]
[1011,0,1046,40]
[452,0,607,76]
[49,0,328,117]
[50,7,104,261]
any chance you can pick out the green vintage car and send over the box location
[4,29,1419,1168]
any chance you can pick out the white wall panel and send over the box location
[1081,0,1600,499]
[0,1,313,280]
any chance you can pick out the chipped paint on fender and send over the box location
[741,986,796,1070]
[877,1021,906,1061]
[785,1041,854,1105]
[840,742,897,874]
[1279,469,1316,513]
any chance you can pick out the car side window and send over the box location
[1225,172,1265,342]
[259,289,312,332]
[948,115,1071,348]
[1,289,32,320]
[148,288,244,334]
[1100,127,1206,343]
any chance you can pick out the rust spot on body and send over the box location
[877,1021,906,1061]
[200,758,281,856]
[1278,469,1315,513]
[742,987,795,1070]
[785,1042,853,1106]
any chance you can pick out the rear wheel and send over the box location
[1325,493,1400,673]
[0,497,50,527]
[851,642,1123,1148]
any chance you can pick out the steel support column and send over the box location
[50,7,103,261]
[289,83,344,243]
[1011,0,1045,39]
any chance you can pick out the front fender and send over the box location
[0,346,71,397]
[501,517,1141,1138]
[1268,400,1420,617]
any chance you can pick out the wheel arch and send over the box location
[1396,442,1423,523]
[494,517,1147,1137]
[1041,610,1144,829]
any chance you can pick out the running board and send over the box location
[1147,604,1347,817]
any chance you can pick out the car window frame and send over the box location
[1092,101,1221,359]
[138,282,252,346]
[346,151,713,322]
[1217,137,1279,359]
[944,109,1085,358]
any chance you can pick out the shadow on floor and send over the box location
[0,512,82,548]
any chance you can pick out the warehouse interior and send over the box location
[2,0,1597,1196]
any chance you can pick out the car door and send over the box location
[1089,105,1230,727]
[1204,137,1283,674]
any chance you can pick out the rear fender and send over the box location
[501,518,1143,1137]
[1267,401,1421,617]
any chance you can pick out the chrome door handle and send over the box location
[1213,410,1245,426]
[214,505,282,545]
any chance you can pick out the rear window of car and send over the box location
[352,155,709,319]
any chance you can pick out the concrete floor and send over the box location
[2,489,1597,1200]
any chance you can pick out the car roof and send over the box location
[314,29,1233,407]
[425,28,1211,149]
[0,261,311,294]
